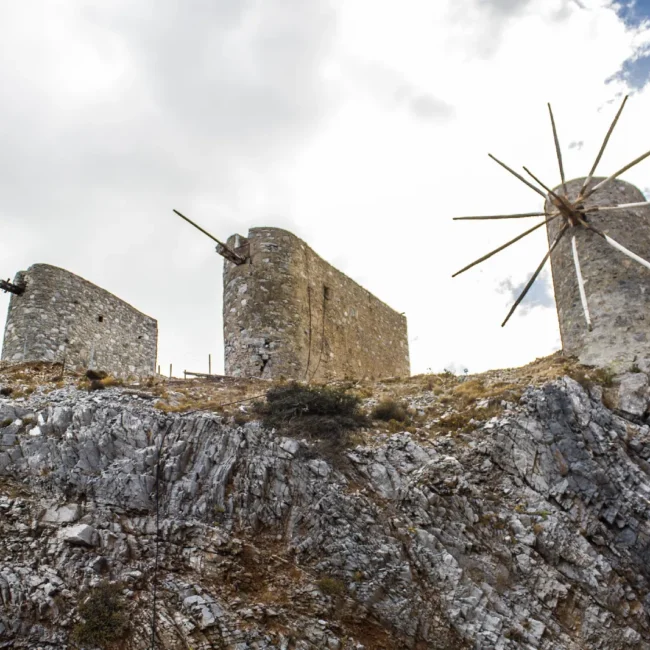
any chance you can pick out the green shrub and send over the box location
[316,576,346,596]
[255,382,368,438]
[371,398,408,423]
[254,383,368,465]
[85,369,108,381]
[71,582,130,648]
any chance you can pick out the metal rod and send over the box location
[169,364,172,379]
[173,209,227,247]
[488,154,547,198]
[548,103,567,195]
[452,214,559,278]
[522,166,567,206]
[582,149,650,200]
[579,95,628,199]
[209,354,212,375]
[571,235,592,331]
[0,278,25,295]
[604,234,650,272]
[584,201,650,213]
[454,212,548,221]
[183,371,234,381]
[173,209,246,264]
[501,224,568,327]
[575,214,606,238]
[576,211,650,272]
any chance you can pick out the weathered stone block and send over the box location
[546,178,650,371]
[59,523,99,547]
[1,264,157,377]
[223,228,409,380]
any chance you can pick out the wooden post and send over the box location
[157,365,160,376]
[169,364,172,379]
[209,354,211,375]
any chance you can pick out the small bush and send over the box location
[255,383,368,463]
[371,398,408,423]
[89,380,106,392]
[569,366,615,390]
[71,582,130,648]
[255,382,367,438]
[233,412,251,426]
[316,577,346,596]
[101,376,123,388]
[85,369,108,381]
[0,387,13,397]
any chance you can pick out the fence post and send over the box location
[169,363,172,379]
[209,354,211,375]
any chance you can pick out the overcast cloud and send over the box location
[2,0,650,376]
[496,270,556,316]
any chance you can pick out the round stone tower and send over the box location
[545,177,650,371]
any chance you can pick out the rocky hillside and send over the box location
[2,356,650,649]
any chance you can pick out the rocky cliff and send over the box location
[2,358,650,649]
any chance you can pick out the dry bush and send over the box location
[71,582,130,648]
[85,369,108,381]
[101,376,123,388]
[371,398,409,423]
[255,383,368,463]
[255,382,367,438]
[316,577,346,596]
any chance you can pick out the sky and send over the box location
[1,0,650,377]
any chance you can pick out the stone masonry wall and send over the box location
[1,264,157,377]
[546,177,650,371]
[223,228,409,381]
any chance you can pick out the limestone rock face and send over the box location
[3,377,650,648]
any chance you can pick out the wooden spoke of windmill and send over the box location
[452,94,650,327]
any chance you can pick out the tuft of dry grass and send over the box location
[71,582,130,648]
[370,398,409,423]
[316,576,346,596]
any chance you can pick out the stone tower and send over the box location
[546,177,650,371]
[2,264,157,377]
[222,227,410,381]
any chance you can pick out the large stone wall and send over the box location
[223,227,410,381]
[546,177,650,371]
[1,264,157,377]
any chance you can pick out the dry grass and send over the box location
[71,582,130,648]
[316,576,346,596]
[0,353,625,444]
[370,398,409,423]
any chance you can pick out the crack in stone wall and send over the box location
[223,227,409,381]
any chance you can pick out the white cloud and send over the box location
[2,0,650,376]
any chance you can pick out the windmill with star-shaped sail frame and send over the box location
[452,95,650,333]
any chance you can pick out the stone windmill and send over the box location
[454,96,650,371]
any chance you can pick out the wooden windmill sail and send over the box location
[452,95,650,330]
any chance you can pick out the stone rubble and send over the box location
[2,371,650,648]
